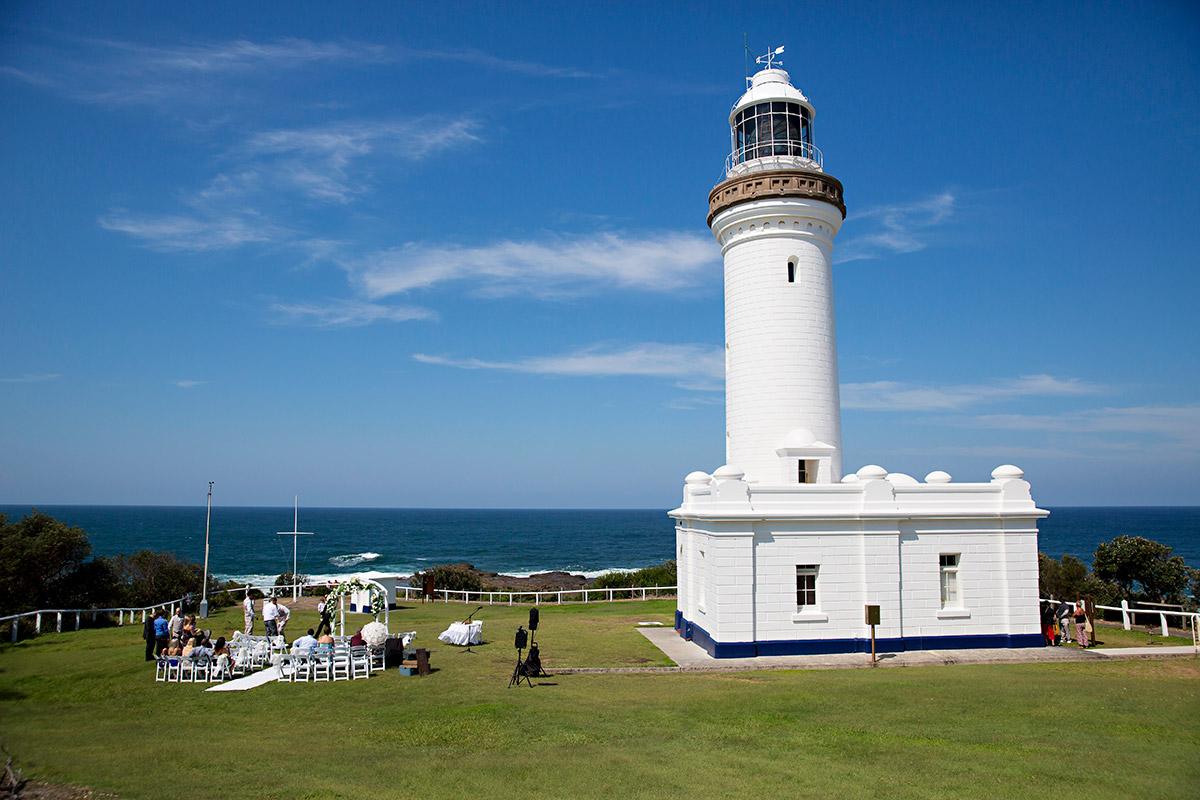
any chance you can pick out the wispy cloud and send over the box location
[842,374,1098,411]
[174,380,206,388]
[356,232,720,298]
[963,406,1200,447]
[98,210,282,252]
[414,342,724,379]
[3,36,597,111]
[234,118,481,203]
[411,46,600,79]
[2,37,390,108]
[270,299,437,327]
[0,373,60,383]
[100,117,478,251]
[835,192,955,263]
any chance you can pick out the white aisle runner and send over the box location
[205,666,280,691]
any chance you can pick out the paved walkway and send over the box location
[552,630,1198,674]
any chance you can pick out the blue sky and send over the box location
[2,1,1198,508]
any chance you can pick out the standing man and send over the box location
[314,597,332,639]
[275,600,291,640]
[243,592,256,635]
[263,596,279,638]
[1056,599,1073,644]
[152,611,169,656]
[168,607,186,643]
[142,610,157,661]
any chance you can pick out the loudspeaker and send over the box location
[529,607,539,631]
[514,626,528,650]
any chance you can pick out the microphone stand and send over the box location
[462,605,484,653]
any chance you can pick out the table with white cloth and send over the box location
[438,620,482,646]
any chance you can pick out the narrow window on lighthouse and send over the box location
[797,460,814,483]
[787,259,796,284]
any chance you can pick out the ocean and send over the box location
[2,505,1197,586]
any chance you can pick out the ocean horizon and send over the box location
[3,504,1197,587]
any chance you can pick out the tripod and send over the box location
[508,646,533,688]
[508,625,533,688]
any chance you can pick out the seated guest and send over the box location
[191,638,214,661]
[291,628,319,653]
[349,627,365,647]
[317,632,334,645]
[212,636,230,658]
[182,615,198,642]
[181,637,197,658]
[167,638,183,656]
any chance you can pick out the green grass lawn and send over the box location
[1,600,1198,799]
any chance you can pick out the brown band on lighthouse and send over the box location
[708,169,846,227]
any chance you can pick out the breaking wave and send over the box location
[328,552,381,568]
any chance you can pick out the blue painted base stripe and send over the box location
[678,617,1046,658]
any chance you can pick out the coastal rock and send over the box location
[440,563,592,592]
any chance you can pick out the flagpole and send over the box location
[200,481,213,618]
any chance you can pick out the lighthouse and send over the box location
[670,50,1046,659]
[709,51,847,484]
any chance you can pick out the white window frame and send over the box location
[792,564,827,622]
[938,553,970,618]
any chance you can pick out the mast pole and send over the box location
[200,481,213,618]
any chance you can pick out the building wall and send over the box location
[673,470,1046,656]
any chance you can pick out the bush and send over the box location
[409,564,483,593]
[100,550,208,609]
[591,561,676,589]
[0,510,98,614]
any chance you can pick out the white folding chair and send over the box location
[155,656,169,681]
[230,647,249,677]
[331,646,351,681]
[276,654,295,682]
[311,652,331,681]
[294,653,312,682]
[350,646,371,679]
[166,657,183,682]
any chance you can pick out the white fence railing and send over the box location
[397,584,676,606]
[1,583,678,644]
[0,597,188,643]
[1043,597,1199,652]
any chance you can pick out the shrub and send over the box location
[409,564,483,593]
[100,550,208,609]
[591,561,676,589]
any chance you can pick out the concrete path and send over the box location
[551,630,1197,674]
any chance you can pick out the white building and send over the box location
[671,54,1046,658]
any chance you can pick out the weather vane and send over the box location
[756,45,785,70]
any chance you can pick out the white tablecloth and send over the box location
[438,620,482,646]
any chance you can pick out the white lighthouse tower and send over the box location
[710,50,847,484]
[671,50,1046,659]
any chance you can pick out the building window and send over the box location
[698,550,706,612]
[940,554,960,608]
[796,565,818,610]
[787,260,796,283]
[797,460,814,483]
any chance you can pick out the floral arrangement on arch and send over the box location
[326,577,388,618]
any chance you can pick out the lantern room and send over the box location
[726,67,820,176]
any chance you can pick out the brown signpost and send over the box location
[865,605,881,664]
